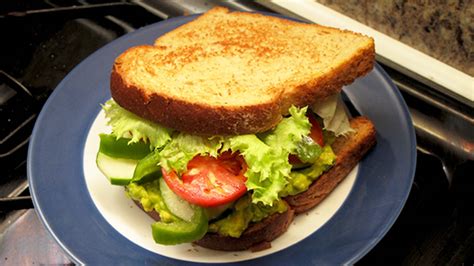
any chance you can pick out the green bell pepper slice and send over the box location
[132,150,162,183]
[151,206,208,245]
[99,134,151,160]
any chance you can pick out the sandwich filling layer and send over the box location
[98,98,353,243]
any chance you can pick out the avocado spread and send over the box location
[127,179,177,223]
[280,145,336,197]
[208,194,287,238]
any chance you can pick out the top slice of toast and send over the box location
[111,7,375,135]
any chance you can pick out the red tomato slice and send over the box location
[162,152,247,207]
[289,113,325,165]
[307,113,324,147]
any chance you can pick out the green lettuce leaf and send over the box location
[311,94,354,136]
[265,106,322,163]
[224,106,313,206]
[224,134,290,206]
[159,133,224,174]
[103,100,173,149]
[263,106,311,154]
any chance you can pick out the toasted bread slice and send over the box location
[111,7,375,135]
[134,116,376,251]
[285,116,376,213]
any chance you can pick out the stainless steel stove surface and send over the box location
[0,1,472,264]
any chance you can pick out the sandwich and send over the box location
[96,7,377,251]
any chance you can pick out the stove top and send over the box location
[0,1,472,264]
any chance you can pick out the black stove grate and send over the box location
[0,70,37,162]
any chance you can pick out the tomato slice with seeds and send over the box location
[162,152,247,207]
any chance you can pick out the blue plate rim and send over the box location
[346,63,417,263]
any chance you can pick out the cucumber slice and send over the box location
[96,152,137,185]
[205,202,233,220]
[159,178,195,222]
[159,177,231,221]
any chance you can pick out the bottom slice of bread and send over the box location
[135,116,376,251]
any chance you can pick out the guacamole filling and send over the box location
[208,194,288,238]
[280,145,336,197]
[127,179,178,223]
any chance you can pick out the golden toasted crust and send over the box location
[285,117,377,213]
[110,7,375,135]
[279,43,375,113]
